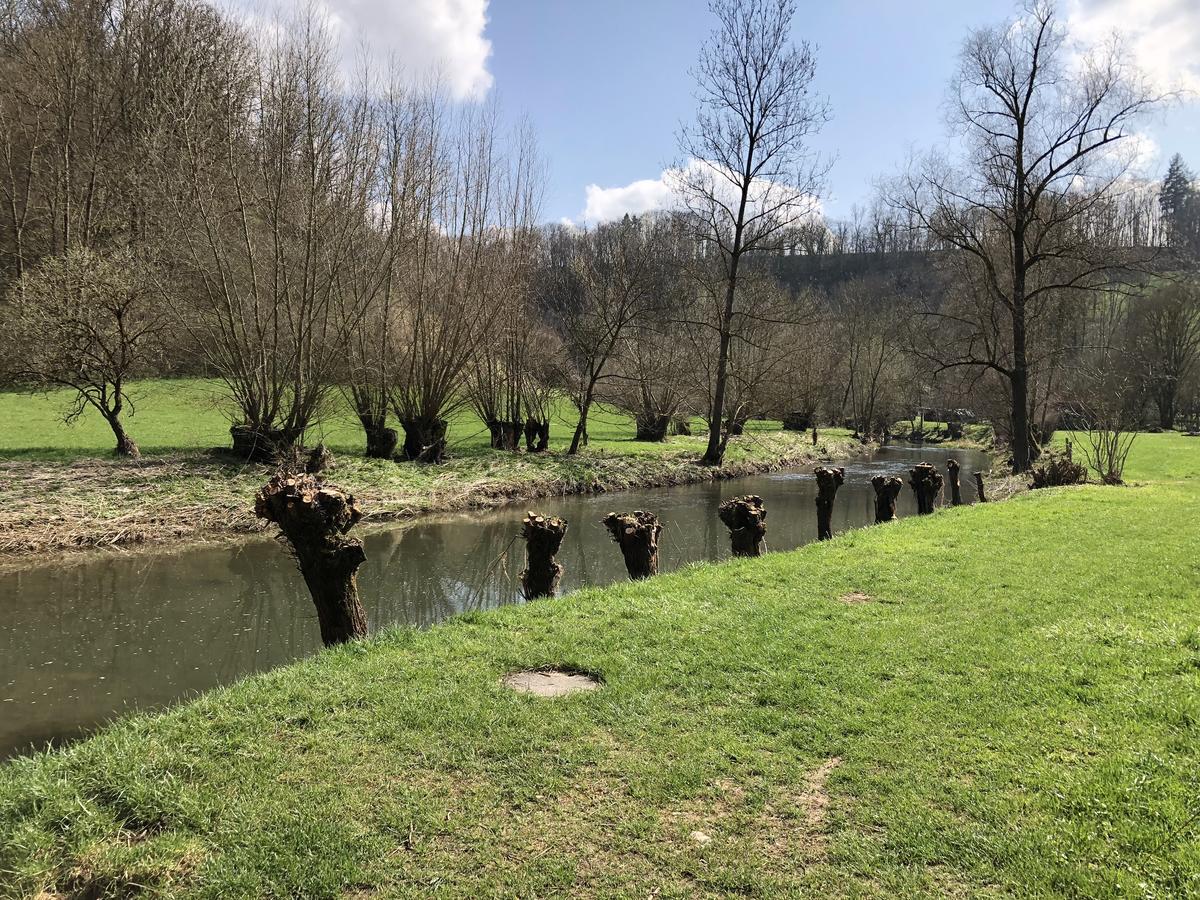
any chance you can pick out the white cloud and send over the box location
[1066,0,1200,94]
[580,160,822,226]
[228,0,493,100]
[582,171,677,223]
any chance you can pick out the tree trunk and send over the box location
[946,459,963,505]
[871,475,903,524]
[569,396,593,455]
[781,411,812,431]
[358,413,397,459]
[231,425,299,463]
[486,419,522,451]
[724,416,746,436]
[669,416,692,436]
[399,417,448,463]
[635,412,670,442]
[718,494,766,557]
[254,473,368,647]
[812,426,819,446]
[107,414,139,459]
[908,463,943,515]
[814,466,844,540]
[602,510,662,579]
[520,512,568,599]
[1010,268,1032,473]
[1156,390,1176,430]
[524,418,550,452]
[973,472,988,502]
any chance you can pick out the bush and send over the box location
[1029,450,1087,489]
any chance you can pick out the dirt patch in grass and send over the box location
[837,591,873,604]
[501,668,602,697]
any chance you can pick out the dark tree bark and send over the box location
[718,494,767,557]
[524,418,550,452]
[812,426,819,446]
[231,425,301,463]
[946,459,963,505]
[909,463,944,515]
[814,466,845,540]
[602,510,662,579]
[254,473,368,647]
[520,512,568,599]
[973,472,988,502]
[486,419,523,451]
[635,412,671,442]
[724,416,747,436]
[399,417,448,463]
[305,443,335,475]
[669,416,692,436]
[358,413,398,459]
[781,411,812,431]
[107,414,140,459]
[871,475,903,523]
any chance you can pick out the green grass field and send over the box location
[1,435,1196,897]
[0,378,779,461]
[0,380,848,557]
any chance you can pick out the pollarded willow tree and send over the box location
[887,1,1165,472]
[675,0,830,466]
[168,11,396,461]
[388,106,542,463]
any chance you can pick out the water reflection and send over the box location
[0,443,989,758]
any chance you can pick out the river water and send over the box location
[0,443,989,759]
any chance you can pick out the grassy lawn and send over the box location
[0,380,854,557]
[1,437,1196,897]
[0,378,783,461]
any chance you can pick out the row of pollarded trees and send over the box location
[0,0,836,467]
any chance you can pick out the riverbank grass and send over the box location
[1,438,1197,897]
[0,379,854,557]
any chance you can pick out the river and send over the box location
[0,442,990,759]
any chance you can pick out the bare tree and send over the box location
[675,0,829,465]
[544,215,668,455]
[168,12,390,460]
[1129,281,1200,430]
[888,1,1165,471]
[1,247,164,456]
[389,106,541,462]
[834,278,910,441]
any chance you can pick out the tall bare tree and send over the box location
[543,215,668,455]
[169,12,390,460]
[675,0,829,465]
[1129,281,1200,429]
[888,1,1164,471]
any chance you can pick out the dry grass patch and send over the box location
[837,591,873,604]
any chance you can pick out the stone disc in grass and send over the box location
[501,668,600,697]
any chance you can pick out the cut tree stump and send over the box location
[974,472,988,502]
[909,463,944,515]
[601,510,662,579]
[814,466,845,540]
[946,458,963,505]
[718,495,767,557]
[871,475,904,524]
[520,512,568,599]
[254,473,367,647]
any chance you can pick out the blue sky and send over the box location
[483,0,1200,225]
[297,0,1200,225]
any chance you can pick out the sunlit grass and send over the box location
[0,438,1196,897]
